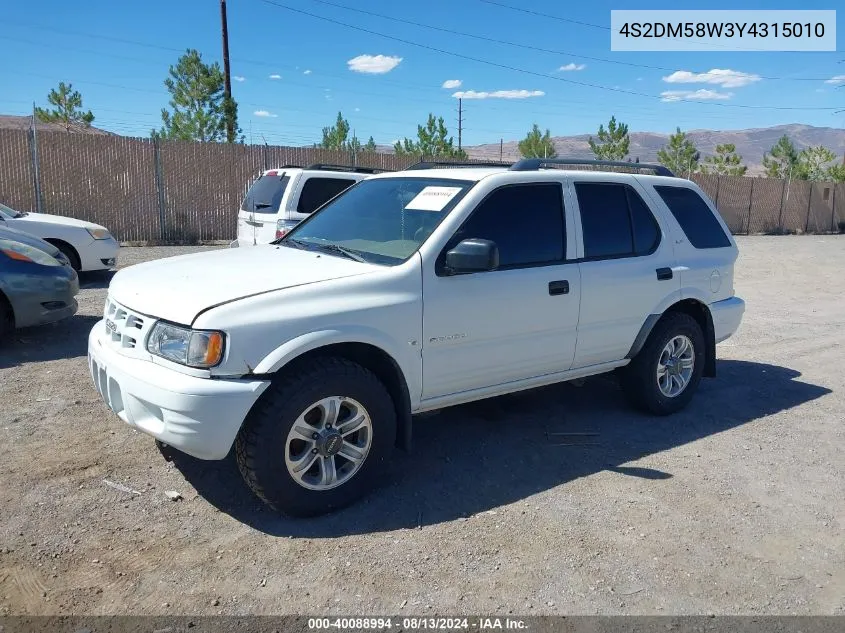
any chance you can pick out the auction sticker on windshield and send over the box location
[405,186,464,212]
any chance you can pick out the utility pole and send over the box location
[499,138,503,162]
[457,98,463,152]
[220,0,234,143]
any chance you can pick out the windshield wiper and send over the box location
[254,202,272,210]
[310,242,368,263]
[277,237,311,249]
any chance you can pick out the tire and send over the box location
[619,312,705,416]
[0,292,14,343]
[235,356,396,517]
[51,241,81,271]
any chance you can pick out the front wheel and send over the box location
[235,357,396,516]
[619,312,705,415]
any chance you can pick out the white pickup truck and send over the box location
[88,159,745,517]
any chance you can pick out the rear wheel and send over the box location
[620,312,704,415]
[235,357,396,516]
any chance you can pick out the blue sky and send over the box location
[1,0,843,149]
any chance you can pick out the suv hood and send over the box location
[108,244,382,325]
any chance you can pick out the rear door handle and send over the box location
[656,267,673,281]
[548,280,569,296]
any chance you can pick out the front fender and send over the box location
[252,326,416,387]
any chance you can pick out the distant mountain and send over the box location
[464,124,845,175]
[0,115,112,135]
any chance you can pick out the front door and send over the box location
[421,182,581,400]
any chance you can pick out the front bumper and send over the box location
[711,296,745,343]
[87,320,270,459]
[80,238,120,271]
[11,268,79,328]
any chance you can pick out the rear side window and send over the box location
[654,185,731,249]
[297,177,357,214]
[242,173,289,213]
[575,182,660,259]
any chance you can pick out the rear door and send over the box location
[568,176,680,368]
[238,171,290,246]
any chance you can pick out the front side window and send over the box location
[284,177,474,265]
[445,183,565,269]
[575,182,661,259]
[297,177,358,214]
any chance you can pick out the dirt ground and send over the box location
[0,237,843,616]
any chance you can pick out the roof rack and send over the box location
[405,160,513,170]
[305,163,389,174]
[509,158,675,178]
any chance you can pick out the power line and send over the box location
[477,0,609,30]
[310,0,833,81]
[260,0,840,110]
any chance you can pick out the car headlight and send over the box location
[146,322,225,368]
[87,227,112,240]
[0,239,62,267]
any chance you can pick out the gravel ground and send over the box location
[0,238,843,616]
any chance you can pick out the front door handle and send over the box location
[549,280,569,296]
[656,267,673,281]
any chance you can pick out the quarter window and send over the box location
[654,185,731,249]
[448,183,565,269]
[297,177,358,214]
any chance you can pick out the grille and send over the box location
[102,297,154,356]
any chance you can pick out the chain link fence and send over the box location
[0,129,842,243]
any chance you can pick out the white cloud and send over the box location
[347,54,403,74]
[662,68,760,88]
[233,75,246,82]
[636,77,644,81]
[268,74,281,80]
[354,107,361,111]
[253,110,277,117]
[452,89,545,100]
[815,88,826,93]
[442,79,462,89]
[304,69,312,75]
[559,63,586,72]
[824,74,845,85]
[660,89,733,102]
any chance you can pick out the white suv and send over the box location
[236,164,379,246]
[88,159,745,517]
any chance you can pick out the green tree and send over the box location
[394,114,466,158]
[795,146,837,181]
[701,143,747,176]
[34,82,95,131]
[518,124,557,158]
[827,162,845,183]
[158,49,240,143]
[363,136,377,152]
[656,128,700,177]
[762,135,798,179]
[588,115,629,160]
[320,112,352,150]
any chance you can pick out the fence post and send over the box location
[744,178,755,235]
[831,185,838,233]
[776,178,786,233]
[804,184,813,233]
[29,124,43,214]
[153,138,167,241]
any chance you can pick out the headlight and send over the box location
[146,322,225,368]
[0,239,61,267]
[87,227,112,240]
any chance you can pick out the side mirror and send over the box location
[444,238,499,275]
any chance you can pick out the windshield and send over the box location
[0,203,23,219]
[283,177,474,265]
